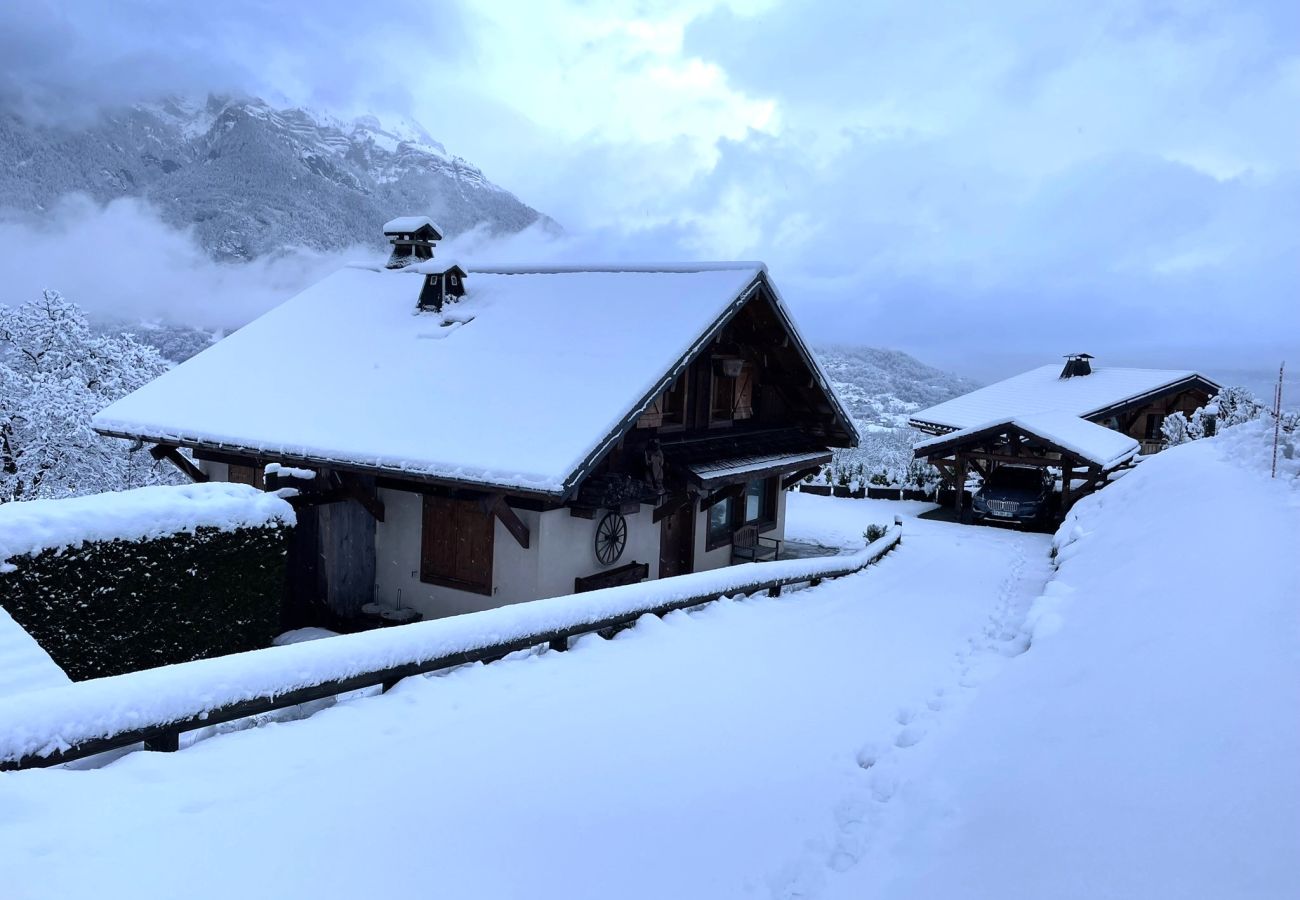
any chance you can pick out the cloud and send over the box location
[0,196,370,329]
[0,1,473,123]
[0,0,1296,382]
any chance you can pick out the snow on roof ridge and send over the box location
[383,215,441,233]
[409,259,465,275]
[914,410,1140,469]
[467,262,767,276]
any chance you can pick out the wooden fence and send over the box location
[0,525,902,772]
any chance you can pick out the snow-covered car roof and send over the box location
[94,263,844,496]
[914,410,1141,470]
[910,364,1219,433]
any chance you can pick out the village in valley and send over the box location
[1,4,1298,899]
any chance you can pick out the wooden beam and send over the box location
[338,474,385,522]
[931,450,1067,469]
[781,466,822,490]
[148,443,209,484]
[481,494,530,549]
[700,482,744,512]
[954,452,967,523]
[652,493,693,524]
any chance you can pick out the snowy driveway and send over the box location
[0,497,1052,900]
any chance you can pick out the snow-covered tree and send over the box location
[1209,386,1266,430]
[0,290,180,501]
[1161,412,1192,447]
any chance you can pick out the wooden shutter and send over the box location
[421,495,494,595]
[733,364,754,420]
[228,463,265,489]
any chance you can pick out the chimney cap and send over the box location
[1059,353,1094,379]
[383,216,444,240]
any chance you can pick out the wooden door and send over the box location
[659,499,694,579]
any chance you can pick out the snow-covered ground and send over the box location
[834,420,1300,899]
[2,422,1294,899]
[0,493,1051,899]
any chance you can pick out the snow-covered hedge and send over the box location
[0,483,295,680]
[0,525,900,766]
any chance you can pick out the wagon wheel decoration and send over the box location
[594,512,628,565]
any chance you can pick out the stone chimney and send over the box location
[383,215,443,269]
[1060,353,1094,379]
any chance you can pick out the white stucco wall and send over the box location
[197,460,229,481]
[535,505,661,600]
[373,488,543,620]
[372,495,665,619]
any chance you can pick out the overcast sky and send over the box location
[1,0,1297,381]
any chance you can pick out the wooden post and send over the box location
[549,636,568,652]
[1060,463,1072,515]
[954,452,967,523]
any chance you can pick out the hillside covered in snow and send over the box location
[4,418,1291,898]
[816,345,980,432]
[0,95,556,260]
[814,345,978,482]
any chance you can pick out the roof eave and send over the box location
[556,269,859,501]
[1082,373,1223,422]
[93,426,568,501]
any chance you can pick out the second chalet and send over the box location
[93,219,858,623]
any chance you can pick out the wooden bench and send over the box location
[575,561,649,593]
[732,524,782,563]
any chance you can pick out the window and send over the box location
[1144,413,1164,440]
[711,363,755,423]
[711,372,735,422]
[421,495,495,595]
[743,477,775,525]
[707,497,733,546]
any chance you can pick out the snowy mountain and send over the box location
[812,345,979,482]
[0,95,556,260]
[816,345,980,432]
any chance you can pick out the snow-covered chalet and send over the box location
[908,354,1221,520]
[94,218,858,623]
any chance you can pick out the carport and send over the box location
[913,410,1141,523]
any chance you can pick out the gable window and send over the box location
[711,362,755,424]
[711,372,735,422]
[421,495,495,595]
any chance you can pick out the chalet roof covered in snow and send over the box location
[910,364,1220,433]
[94,263,850,496]
[914,410,1141,470]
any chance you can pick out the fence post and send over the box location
[143,732,179,753]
